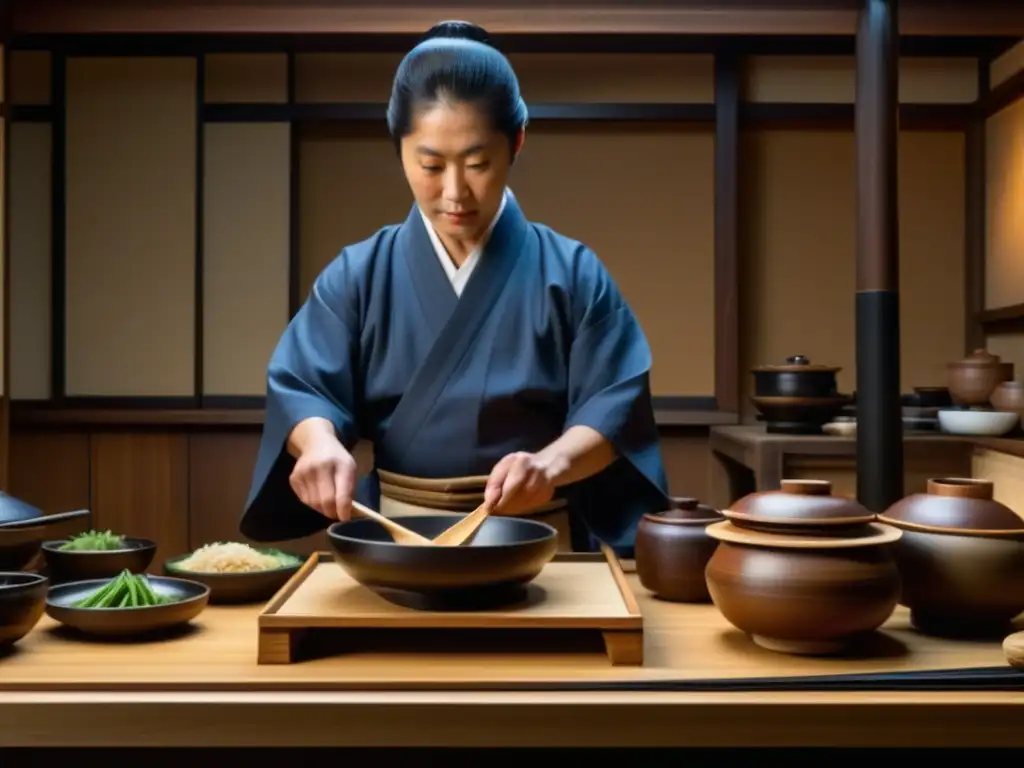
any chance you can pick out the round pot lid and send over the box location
[879,478,1024,532]
[752,355,840,373]
[705,520,901,549]
[947,349,1003,368]
[724,479,875,528]
[643,496,724,525]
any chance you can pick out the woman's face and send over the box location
[400,100,522,243]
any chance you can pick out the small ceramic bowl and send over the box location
[937,409,1018,436]
[163,550,304,604]
[0,572,49,649]
[42,538,157,584]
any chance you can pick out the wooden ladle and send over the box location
[432,503,492,546]
[350,501,433,545]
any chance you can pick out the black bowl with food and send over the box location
[42,530,156,584]
[0,572,49,649]
[45,568,209,637]
[326,514,559,610]
[163,542,304,604]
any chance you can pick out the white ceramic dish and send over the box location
[938,409,1019,436]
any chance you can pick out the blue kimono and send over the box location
[240,193,670,554]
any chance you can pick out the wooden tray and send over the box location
[257,546,643,666]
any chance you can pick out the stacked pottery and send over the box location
[704,479,903,656]
[635,497,725,603]
[750,355,850,434]
[878,478,1024,637]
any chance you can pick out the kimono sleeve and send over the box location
[239,257,363,542]
[561,246,671,551]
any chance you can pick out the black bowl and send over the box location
[0,572,49,648]
[163,550,304,604]
[45,575,210,637]
[42,538,157,583]
[326,514,559,609]
[752,355,841,399]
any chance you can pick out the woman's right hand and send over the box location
[287,419,358,521]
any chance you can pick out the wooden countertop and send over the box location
[1,562,1022,748]
[710,424,1024,460]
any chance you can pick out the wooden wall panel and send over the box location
[295,53,715,104]
[511,123,716,397]
[298,123,411,297]
[204,53,287,103]
[202,122,290,396]
[740,129,965,413]
[990,39,1024,89]
[970,448,1024,519]
[7,432,90,516]
[64,56,196,397]
[9,50,51,105]
[984,98,1024,310]
[90,433,189,561]
[743,56,978,103]
[8,122,52,400]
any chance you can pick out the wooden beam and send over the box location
[10,0,1024,37]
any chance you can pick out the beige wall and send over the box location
[983,39,1024,372]
[4,51,977,404]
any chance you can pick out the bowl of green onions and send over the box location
[45,568,209,637]
[42,529,157,584]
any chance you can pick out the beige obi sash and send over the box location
[376,468,573,551]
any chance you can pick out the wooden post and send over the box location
[855,0,904,512]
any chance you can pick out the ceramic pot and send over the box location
[704,520,902,656]
[723,479,875,535]
[752,355,840,399]
[878,478,1024,636]
[635,497,724,603]
[990,380,1024,416]
[947,349,1012,407]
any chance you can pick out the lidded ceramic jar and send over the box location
[878,478,1024,636]
[704,479,902,656]
[947,349,1013,407]
[990,380,1024,416]
[635,497,724,603]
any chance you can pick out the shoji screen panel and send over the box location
[64,56,196,397]
[202,122,290,396]
[8,122,52,400]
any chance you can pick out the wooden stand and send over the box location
[257,545,643,666]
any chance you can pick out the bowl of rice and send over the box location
[163,542,304,604]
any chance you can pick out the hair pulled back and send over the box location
[386,20,529,156]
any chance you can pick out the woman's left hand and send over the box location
[484,450,567,515]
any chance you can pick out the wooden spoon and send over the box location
[350,501,433,545]
[1003,630,1024,670]
[432,503,492,546]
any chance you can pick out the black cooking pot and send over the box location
[752,355,841,399]
[0,493,91,570]
[326,514,559,610]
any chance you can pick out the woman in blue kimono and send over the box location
[241,20,671,554]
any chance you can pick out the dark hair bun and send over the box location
[421,20,493,47]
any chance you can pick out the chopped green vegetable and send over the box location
[59,529,126,551]
[73,569,176,609]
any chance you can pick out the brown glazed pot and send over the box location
[635,497,724,603]
[878,478,1024,636]
[704,478,902,656]
[947,349,1013,407]
[990,380,1024,415]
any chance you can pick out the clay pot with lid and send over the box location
[750,356,850,434]
[704,479,902,656]
[947,349,1013,407]
[990,380,1024,416]
[878,478,1024,636]
[635,497,724,603]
